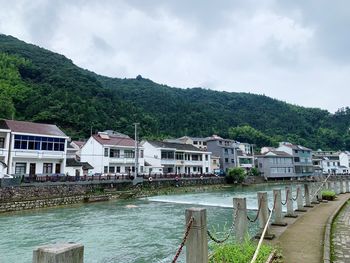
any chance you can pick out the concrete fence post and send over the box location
[340,179,345,194]
[326,181,332,191]
[329,181,335,193]
[346,180,350,193]
[33,243,84,263]
[255,192,274,239]
[233,197,248,242]
[272,189,287,226]
[335,181,341,195]
[185,208,208,263]
[311,184,320,204]
[285,186,297,217]
[296,185,306,212]
[304,184,313,207]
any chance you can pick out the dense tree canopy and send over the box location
[0,34,349,150]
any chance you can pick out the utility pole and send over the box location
[134,123,140,181]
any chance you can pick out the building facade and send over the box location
[0,119,68,176]
[312,150,349,175]
[80,131,144,175]
[277,142,314,176]
[257,151,295,179]
[141,141,211,175]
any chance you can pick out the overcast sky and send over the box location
[0,0,349,112]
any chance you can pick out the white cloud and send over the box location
[0,0,349,112]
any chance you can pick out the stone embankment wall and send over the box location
[0,177,225,213]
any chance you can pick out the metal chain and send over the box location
[281,189,289,206]
[172,216,194,263]
[292,188,299,201]
[247,197,263,223]
[207,206,238,244]
[268,193,278,213]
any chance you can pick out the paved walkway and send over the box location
[271,193,350,263]
[333,201,350,262]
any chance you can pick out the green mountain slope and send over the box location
[0,34,349,150]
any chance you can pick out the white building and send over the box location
[80,131,144,175]
[313,150,349,175]
[141,140,211,175]
[0,119,68,176]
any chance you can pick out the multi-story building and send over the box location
[80,131,144,175]
[0,119,68,176]
[141,141,211,174]
[257,150,295,179]
[312,150,349,175]
[277,142,314,176]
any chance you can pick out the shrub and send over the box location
[322,190,336,201]
[226,167,246,184]
[209,239,273,263]
[249,167,260,176]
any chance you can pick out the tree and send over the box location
[226,167,246,184]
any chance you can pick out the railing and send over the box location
[18,173,219,184]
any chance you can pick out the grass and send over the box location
[322,190,336,201]
[209,239,273,263]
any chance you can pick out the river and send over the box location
[0,183,300,263]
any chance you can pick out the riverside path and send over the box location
[272,193,350,263]
[332,200,350,262]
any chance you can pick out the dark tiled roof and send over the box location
[0,120,10,130]
[2,119,67,137]
[258,151,292,158]
[92,134,135,147]
[66,158,93,170]
[148,141,202,151]
[281,143,312,151]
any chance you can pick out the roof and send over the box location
[72,141,85,148]
[0,160,7,168]
[66,158,93,170]
[257,150,292,158]
[1,119,67,137]
[92,134,135,147]
[280,142,312,151]
[147,141,203,152]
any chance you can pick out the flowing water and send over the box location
[0,183,300,263]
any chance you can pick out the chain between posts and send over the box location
[172,216,194,263]
[207,205,239,244]
[292,188,299,201]
[309,174,332,202]
[281,189,289,206]
[247,197,263,223]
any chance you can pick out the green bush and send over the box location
[209,239,273,263]
[226,167,246,184]
[322,190,336,201]
[249,167,260,176]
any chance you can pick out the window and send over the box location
[206,167,209,173]
[176,152,184,160]
[43,163,53,174]
[294,150,298,153]
[104,148,109,157]
[0,138,4,148]
[224,148,228,154]
[125,150,135,158]
[13,135,65,152]
[104,166,108,173]
[192,155,199,161]
[15,163,26,175]
[193,141,198,145]
[205,155,208,161]
[294,157,300,162]
[109,166,115,173]
[116,166,121,173]
[225,158,229,163]
[161,151,174,159]
[231,149,234,154]
[231,159,235,163]
[140,150,144,158]
[203,142,207,146]
[110,149,120,158]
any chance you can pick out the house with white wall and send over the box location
[0,123,10,177]
[313,150,349,175]
[0,119,68,176]
[141,140,211,175]
[80,131,144,175]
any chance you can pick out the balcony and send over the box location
[109,157,135,164]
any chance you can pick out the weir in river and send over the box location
[0,183,298,263]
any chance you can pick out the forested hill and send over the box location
[0,34,350,150]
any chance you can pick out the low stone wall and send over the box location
[0,177,225,213]
[0,196,85,213]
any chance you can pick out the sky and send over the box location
[0,0,349,112]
